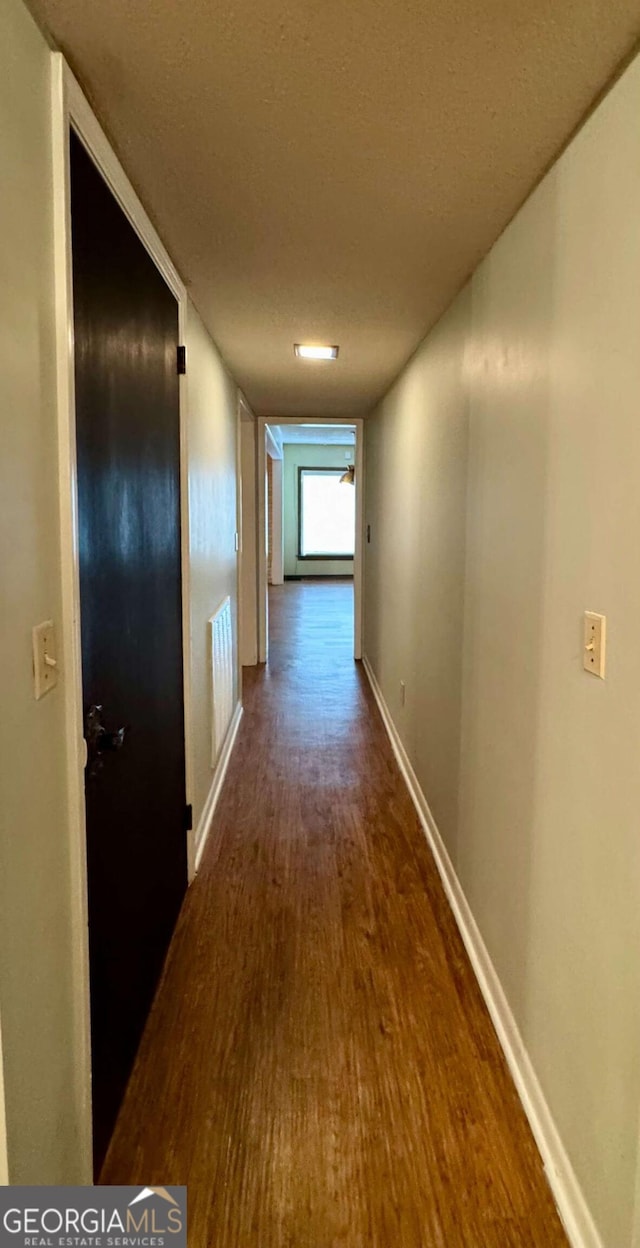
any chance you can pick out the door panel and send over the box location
[70,130,188,1172]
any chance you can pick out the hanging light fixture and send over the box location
[339,464,355,485]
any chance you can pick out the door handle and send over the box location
[85,704,128,777]
[98,722,127,752]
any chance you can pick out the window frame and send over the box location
[297,466,355,561]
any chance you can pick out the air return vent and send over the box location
[209,596,233,765]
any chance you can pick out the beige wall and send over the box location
[185,303,239,833]
[0,0,84,1182]
[364,51,640,1248]
[283,443,355,578]
[0,1011,7,1184]
[0,0,243,1181]
[240,417,259,666]
[364,296,469,845]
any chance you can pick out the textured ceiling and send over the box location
[29,0,640,417]
[271,425,355,445]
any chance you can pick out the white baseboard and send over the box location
[193,701,243,873]
[362,655,603,1248]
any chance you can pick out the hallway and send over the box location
[102,581,566,1247]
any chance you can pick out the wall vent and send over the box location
[209,596,233,765]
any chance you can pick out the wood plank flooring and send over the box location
[102,580,568,1248]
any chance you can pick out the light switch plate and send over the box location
[583,611,606,678]
[32,619,58,699]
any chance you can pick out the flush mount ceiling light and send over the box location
[294,344,339,361]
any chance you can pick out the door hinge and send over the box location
[177,345,187,375]
[184,803,193,831]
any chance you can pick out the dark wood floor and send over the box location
[102,580,567,1247]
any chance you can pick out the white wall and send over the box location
[186,304,239,834]
[0,0,84,1182]
[364,51,640,1248]
[269,455,284,586]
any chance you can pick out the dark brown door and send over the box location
[70,130,188,1172]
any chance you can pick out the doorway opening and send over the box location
[256,419,362,666]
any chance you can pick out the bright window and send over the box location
[298,468,355,559]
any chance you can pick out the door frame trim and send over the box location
[50,54,194,1177]
[256,417,364,663]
